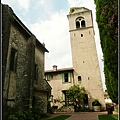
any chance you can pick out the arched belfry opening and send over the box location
[81,20,86,28]
[76,17,86,29]
[76,21,80,28]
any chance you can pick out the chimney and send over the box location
[42,42,45,46]
[53,65,57,71]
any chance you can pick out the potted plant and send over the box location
[92,99,101,111]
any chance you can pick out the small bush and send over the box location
[70,7,75,13]
[92,99,101,106]
[8,107,49,120]
[8,115,18,120]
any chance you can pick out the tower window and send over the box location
[76,17,85,29]
[81,20,86,28]
[78,76,81,81]
[81,34,83,37]
[76,21,80,28]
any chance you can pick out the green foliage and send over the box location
[8,107,49,120]
[66,85,86,105]
[3,102,17,120]
[69,7,78,13]
[92,99,101,106]
[94,0,118,103]
[98,114,118,120]
[8,115,18,120]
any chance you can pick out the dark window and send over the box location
[64,73,68,82]
[62,73,71,83]
[35,64,38,80]
[84,94,88,104]
[76,21,80,28]
[51,75,53,79]
[32,96,35,107]
[81,20,86,27]
[78,76,81,81]
[10,48,17,71]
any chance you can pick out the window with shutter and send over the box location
[62,72,71,83]
[46,75,50,80]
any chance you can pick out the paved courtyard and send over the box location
[48,111,118,120]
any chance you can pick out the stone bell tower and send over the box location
[67,7,105,110]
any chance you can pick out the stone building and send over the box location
[45,66,74,107]
[2,4,51,118]
[45,7,106,111]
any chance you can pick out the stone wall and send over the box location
[34,47,51,113]
[3,22,35,111]
[67,7,106,110]
[2,4,13,87]
[2,4,51,119]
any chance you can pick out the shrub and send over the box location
[92,99,101,106]
[8,115,18,120]
[8,107,49,120]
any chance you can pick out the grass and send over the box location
[115,109,118,113]
[98,114,118,120]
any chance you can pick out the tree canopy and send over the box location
[66,85,86,106]
[94,0,118,103]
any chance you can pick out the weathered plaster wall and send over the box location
[46,71,74,108]
[3,23,35,110]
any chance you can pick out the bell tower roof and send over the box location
[67,7,93,31]
[69,7,91,14]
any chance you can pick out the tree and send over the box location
[94,0,118,103]
[66,85,86,111]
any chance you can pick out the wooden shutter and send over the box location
[46,75,50,80]
[68,73,71,82]
[48,75,50,80]
[62,73,65,83]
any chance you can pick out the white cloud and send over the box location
[2,0,30,11]
[18,0,30,11]
[68,0,83,7]
[68,0,95,10]
[29,11,72,70]
[39,0,44,4]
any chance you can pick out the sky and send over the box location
[1,0,106,91]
